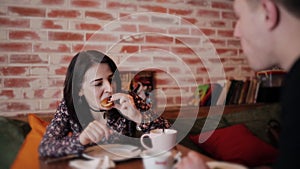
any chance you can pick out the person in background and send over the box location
[176,0,300,168]
[39,50,170,157]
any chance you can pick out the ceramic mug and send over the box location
[140,128,177,152]
[141,150,174,169]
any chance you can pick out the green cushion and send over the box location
[0,117,30,169]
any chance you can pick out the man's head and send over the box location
[233,0,300,71]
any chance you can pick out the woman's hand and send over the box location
[111,93,142,124]
[175,151,209,169]
[79,120,112,145]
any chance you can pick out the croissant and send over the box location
[100,97,114,108]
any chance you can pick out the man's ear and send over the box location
[262,0,279,30]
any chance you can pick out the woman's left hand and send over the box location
[111,93,142,124]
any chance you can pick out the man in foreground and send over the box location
[176,0,300,168]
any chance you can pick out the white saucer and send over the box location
[206,161,248,169]
[83,144,141,162]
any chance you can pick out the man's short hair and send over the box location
[275,0,300,18]
[232,0,300,18]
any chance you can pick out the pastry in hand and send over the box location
[100,97,114,108]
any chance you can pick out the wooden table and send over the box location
[40,144,213,169]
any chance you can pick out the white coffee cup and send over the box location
[141,150,174,169]
[140,129,177,152]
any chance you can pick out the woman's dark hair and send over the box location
[63,50,121,129]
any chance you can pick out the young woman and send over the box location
[39,50,170,157]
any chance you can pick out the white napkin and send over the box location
[69,155,115,169]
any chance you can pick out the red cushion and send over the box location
[189,124,278,167]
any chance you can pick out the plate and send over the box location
[206,161,248,169]
[83,144,141,162]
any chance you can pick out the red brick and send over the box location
[210,20,226,27]
[107,2,137,11]
[212,1,233,10]
[48,9,81,18]
[48,78,65,87]
[218,30,234,37]
[201,28,216,36]
[71,0,101,8]
[196,67,209,74]
[141,45,169,51]
[48,100,61,109]
[119,13,150,23]
[0,18,29,28]
[169,8,193,15]
[8,6,45,17]
[182,17,197,25]
[181,56,203,65]
[123,55,151,63]
[153,56,177,63]
[175,37,200,45]
[85,11,114,20]
[169,27,189,35]
[9,30,42,40]
[41,0,64,5]
[168,67,181,74]
[222,58,245,65]
[86,33,118,42]
[156,77,177,86]
[187,1,210,7]
[52,90,62,98]
[216,48,238,56]
[228,40,241,48]
[120,45,139,53]
[4,78,36,88]
[208,58,225,64]
[140,5,167,13]
[75,22,102,31]
[146,35,173,44]
[120,35,144,43]
[0,11,5,16]
[48,31,83,41]
[2,102,31,111]
[0,90,15,99]
[10,54,48,64]
[222,11,236,20]
[42,20,64,29]
[171,46,196,55]
[72,44,106,53]
[32,89,45,98]
[0,55,8,64]
[208,38,226,47]
[0,42,32,52]
[110,24,137,32]
[139,25,166,33]
[33,43,70,53]
[241,66,254,73]
[0,66,28,76]
[151,15,176,25]
[197,9,220,18]
[179,76,204,84]
[54,66,67,75]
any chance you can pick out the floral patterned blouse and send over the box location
[38,92,170,157]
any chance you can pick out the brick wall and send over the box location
[0,0,254,116]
